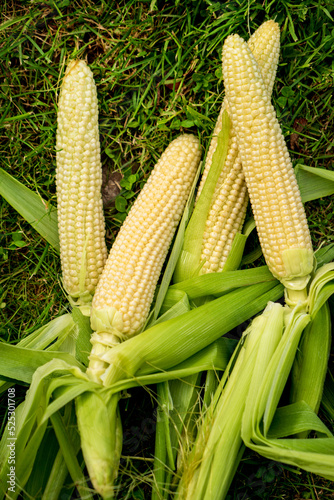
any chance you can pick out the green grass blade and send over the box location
[0,168,59,251]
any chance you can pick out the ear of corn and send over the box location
[87,134,201,382]
[174,20,281,281]
[196,20,280,201]
[199,160,248,274]
[222,34,314,304]
[173,112,232,282]
[154,21,282,499]
[56,60,107,308]
[175,33,332,500]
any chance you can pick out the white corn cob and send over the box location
[56,60,107,306]
[196,20,280,200]
[222,34,313,298]
[197,21,280,274]
[88,134,201,381]
[200,163,248,273]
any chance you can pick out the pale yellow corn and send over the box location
[56,60,107,306]
[197,21,280,274]
[200,163,247,273]
[196,20,280,200]
[90,134,201,343]
[222,34,313,293]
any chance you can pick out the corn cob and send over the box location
[199,21,281,275]
[196,20,280,200]
[222,34,314,303]
[87,134,201,382]
[176,21,281,279]
[56,60,107,307]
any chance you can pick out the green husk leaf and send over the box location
[262,307,310,434]
[290,303,331,419]
[175,303,284,500]
[0,343,84,385]
[173,111,231,283]
[13,313,75,351]
[241,280,334,482]
[314,243,334,268]
[322,370,334,420]
[308,263,334,317]
[0,314,76,393]
[106,338,237,396]
[0,167,59,251]
[152,383,170,500]
[159,289,190,318]
[75,391,122,500]
[268,401,333,439]
[295,164,334,203]
[170,265,277,300]
[51,410,94,500]
[70,307,93,365]
[241,245,263,266]
[43,408,81,500]
[154,292,191,325]
[0,357,95,499]
[24,426,60,498]
[155,372,202,499]
[101,281,284,386]
[222,232,248,271]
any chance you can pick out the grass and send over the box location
[0,0,334,498]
